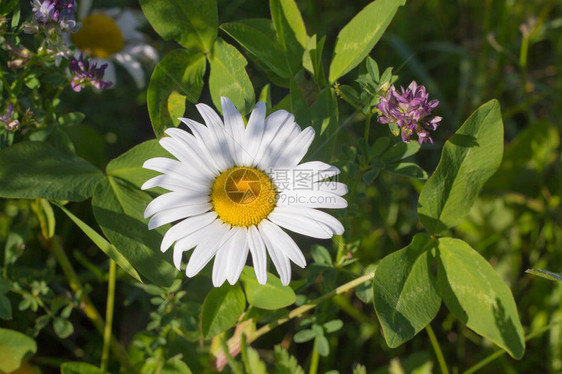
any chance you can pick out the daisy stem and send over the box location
[50,237,129,368]
[244,272,375,346]
[101,259,116,372]
[425,324,449,374]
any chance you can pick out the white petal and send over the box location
[178,118,225,172]
[195,103,233,169]
[114,52,145,88]
[165,212,217,252]
[254,110,295,168]
[259,219,306,268]
[272,127,315,168]
[143,157,211,188]
[185,222,231,277]
[147,203,212,230]
[145,192,210,219]
[226,228,249,285]
[100,60,116,87]
[212,227,248,286]
[163,128,219,178]
[277,190,348,209]
[158,137,216,180]
[257,115,301,169]
[316,181,348,196]
[268,206,344,239]
[243,101,266,166]
[142,174,201,192]
[115,10,143,40]
[78,0,92,19]
[247,226,267,285]
[126,44,158,63]
[169,214,219,268]
[221,96,246,166]
[211,245,228,287]
[258,222,291,286]
[172,217,218,253]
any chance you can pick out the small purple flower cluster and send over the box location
[70,54,113,92]
[30,0,78,32]
[377,81,442,144]
[0,104,20,131]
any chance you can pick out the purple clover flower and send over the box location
[70,54,113,92]
[30,0,78,32]
[376,81,442,145]
[0,104,20,131]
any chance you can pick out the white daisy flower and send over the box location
[142,98,347,287]
[68,1,157,88]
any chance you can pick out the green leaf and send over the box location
[310,88,338,140]
[53,202,141,282]
[303,35,327,85]
[200,283,245,338]
[269,0,307,74]
[240,267,296,310]
[526,268,562,282]
[92,177,176,287]
[373,234,441,348]
[293,329,315,343]
[61,362,103,374]
[272,345,304,374]
[160,358,193,374]
[323,319,343,333]
[58,112,85,127]
[0,295,12,320]
[418,100,504,234]
[208,38,255,115]
[0,328,37,373]
[53,317,74,338]
[221,19,290,79]
[316,335,330,356]
[245,346,267,374]
[310,245,332,265]
[139,0,217,52]
[436,238,525,358]
[381,141,420,162]
[328,0,405,82]
[148,49,206,138]
[0,141,103,201]
[385,162,428,179]
[106,140,171,190]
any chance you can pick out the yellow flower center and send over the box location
[71,14,125,59]
[211,167,277,227]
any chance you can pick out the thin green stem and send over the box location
[101,260,116,372]
[50,238,129,368]
[463,319,562,374]
[426,324,449,374]
[309,338,320,374]
[222,272,375,360]
[364,113,372,144]
[332,294,374,326]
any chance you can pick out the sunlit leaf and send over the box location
[201,284,245,338]
[139,0,218,52]
[373,234,440,347]
[437,238,525,358]
[418,100,504,234]
[147,49,206,138]
[0,141,103,201]
[329,0,405,82]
